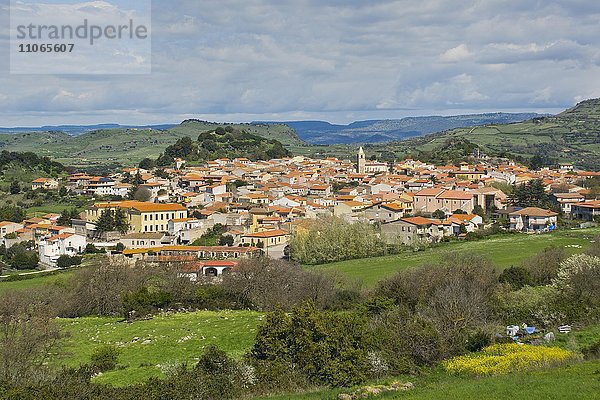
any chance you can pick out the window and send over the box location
[149,214,153,221]
[144,215,148,221]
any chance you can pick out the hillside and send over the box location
[260,113,543,144]
[0,122,303,168]
[151,125,291,165]
[340,99,600,170]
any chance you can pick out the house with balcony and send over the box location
[508,207,558,232]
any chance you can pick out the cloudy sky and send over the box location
[1,0,600,126]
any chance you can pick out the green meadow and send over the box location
[53,310,263,386]
[262,359,600,400]
[308,228,600,286]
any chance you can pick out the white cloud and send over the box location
[440,44,472,62]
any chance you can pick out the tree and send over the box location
[133,186,153,202]
[8,244,39,270]
[9,180,20,195]
[219,235,234,246]
[0,205,26,223]
[95,210,115,234]
[115,242,125,252]
[290,216,387,264]
[138,158,156,170]
[113,208,130,234]
[498,266,533,289]
[511,179,550,208]
[553,254,600,315]
[59,186,69,197]
[57,209,79,227]
[56,255,82,269]
[432,209,446,219]
[376,253,498,355]
[521,246,567,285]
[201,139,218,152]
[473,204,485,217]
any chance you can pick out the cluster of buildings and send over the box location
[1,149,598,272]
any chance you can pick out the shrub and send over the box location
[369,307,442,374]
[494,285,563,328]
[553,254,600,321]
[522,246,567,285]
[194,345,243,399]
[90,345,120,372]
[250,304,373,388]
[122,286,174,319]
[56,255,82,269]
[465,330,492,353]
[443,344,579,375]
[498,266,533,289]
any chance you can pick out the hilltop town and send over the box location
[1,147,598,275]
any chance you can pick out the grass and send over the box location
[52,310,263,387]
[261,359,600,399]
[308,228,600,286]
[0,269,74,294]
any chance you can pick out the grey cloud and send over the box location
[0,0,599,126]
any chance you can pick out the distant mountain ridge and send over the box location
[362,98,600,171]
[256,113,545,144]
[0,124,178,136]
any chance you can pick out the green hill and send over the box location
[150,125,292,166]
[376,99,600,170]
[0,122,304,168]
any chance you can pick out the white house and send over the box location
[38,233,87,266]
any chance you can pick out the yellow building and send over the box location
[86,201,187,233]
[241,229,290,248]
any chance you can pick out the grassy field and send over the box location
[263,359,600,399]
[0,269,74,294]
[53,310,263,386]
[309,228,600,287]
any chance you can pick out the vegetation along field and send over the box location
[310,227,600,286]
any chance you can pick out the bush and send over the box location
[250,304,373,388]
[122,286,174,319]
[90,345,120,372]
[369,307,442,374]
[443,344,579,375]
[498,266,533,289]
[194,345,244,399]
[522,246,567,285]
[465,330,492,353]
[494,285,563,328]
[553,254,600,321]
[56,255,82,269]
[375,253,498,354]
